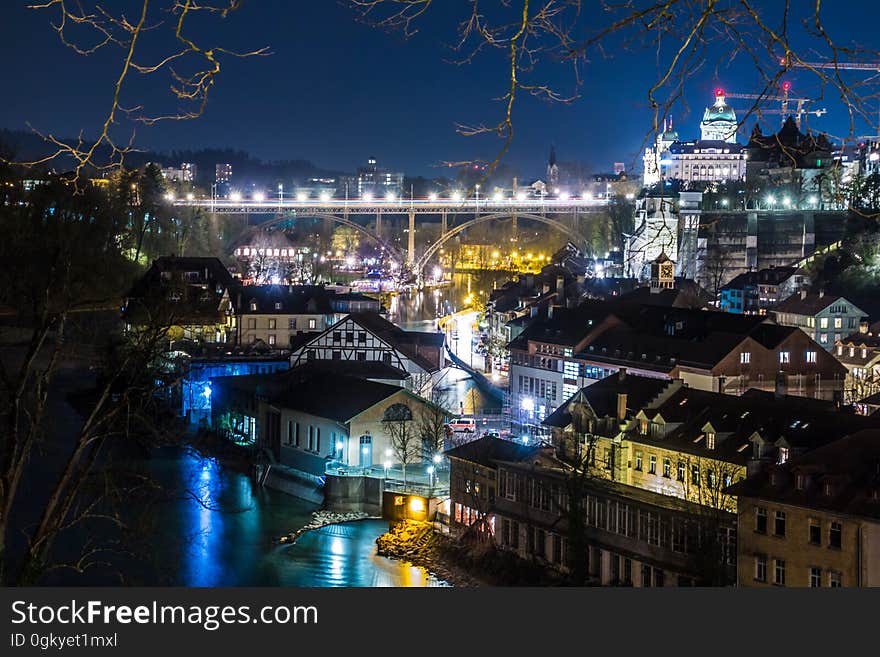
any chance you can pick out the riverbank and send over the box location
[376,521,570,586]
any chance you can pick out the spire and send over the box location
[549,145,556,167]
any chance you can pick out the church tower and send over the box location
[650,252,676,292]
[547,145,559,189]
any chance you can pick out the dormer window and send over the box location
[250,301,257,311]
[275,302,282,310]
[823,482,834,496]
[706,432,716,450]
[795,473,805,490]
[778,447,789,464]
[862,348,868,359]
[639,419,648,435]
[837,346,843,356]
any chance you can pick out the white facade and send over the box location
[623,197,679,281]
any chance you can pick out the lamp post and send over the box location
[278,183,284,207]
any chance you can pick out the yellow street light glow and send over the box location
[385,192,396,202]
[493,191,503,202]
[296,192,307,202]
[164,193,174,202]
[451,191,462,202]
[428,192,438,202]
[408,497,425,513]
[229,192,241,202]
[320,191,331,202]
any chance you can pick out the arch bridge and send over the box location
[179,197,607,281]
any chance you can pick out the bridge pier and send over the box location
[441,210,447,236]
[375,210,381,240]
[511,211,518,243]
[407,210,416,265]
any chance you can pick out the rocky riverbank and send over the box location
[375,521,486,587]
[376,520,571,586]
[277,510,375,544]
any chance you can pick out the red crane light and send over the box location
[782,81,791,91]
[715,88,724,97]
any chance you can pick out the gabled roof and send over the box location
[346,312,445,372]
[444,436,541,468]
[213,369,408,423]
[290,359,409,381]
[774,291,848,316]
[235,285,334,315]
[725,429,880,520]
[544,373,670,428]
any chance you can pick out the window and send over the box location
[287,420,294,446]
[806,350,817,364]
[634,452,643,471]
[706,469,716,489]
[829,571,842,587]
[333,331,341,343]
[691,465,700,487]
[332,350,341,360]
[779,351,790,364]
[778,447,789,464]
[756,507,767,533]
[345,331,354,343]
[294,422,300,447]
[755,555,767,582]
[820,334,828,344]
[809,520,821,545]
[706,432,716,450]
[648,455,657,475]
[358,331,367,344]
[834,317,842,329]
[820,317,828,329]
[268,319,276,330]
[247,318,256,329]
[289,318,297,330]
[307,425,314,451]
[774,559,786,586]
[308,319,317,330]
[677,461,686,482]
[740,351,751,364]
[829,522,842,549]
[268,334,276,346]
[663,458,671,478]
[810,567,822,588]
[563,361,579,378]
[356,351,367,361]
[775,510,786,537]
[315,427,321,454]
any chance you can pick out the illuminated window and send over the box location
[834,317,842,329]
[663,458,671,478]
[649,455,657,474]
[740,352,751,364]
[829,571,842,587]
[809,520,821,545]
[779,351,790,364]
[706,432,716,450]
[806,351,817,363]
[634,452,643,471]
[820,317,828,329]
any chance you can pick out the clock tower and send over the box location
[650,252,675,292]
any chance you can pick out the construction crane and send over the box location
[725,82,825,129]
[779,56,880,131]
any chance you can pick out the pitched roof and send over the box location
[347,312,445,372]
[213,369,407,423]
[235,285,334,315]
[774,292,844,316]
[290,359,410,381]
[725,429,880,520]
[444,435,541,467]
[543,372,670,428]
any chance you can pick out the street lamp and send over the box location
[230,191,242,202]
[320,191,331,202]
[164,192,175,202]
[428,192,438,202]
[253,191,265,202]
[427,465,435,487]
[385,192,396,202]
[278,183,284,204]
[296,191,307,202]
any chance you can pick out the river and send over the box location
[138,449,446,587]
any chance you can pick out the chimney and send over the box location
[616,392,628,421]
[618,367,627,382]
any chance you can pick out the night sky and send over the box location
[1,1,877,178]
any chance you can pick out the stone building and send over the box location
[727,430,880,587]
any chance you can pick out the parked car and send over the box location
[447,416,476,433]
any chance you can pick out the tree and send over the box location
[382,402,420,485]
[353,1,879,186]
[416,390,452,460]
[0,177,179,584]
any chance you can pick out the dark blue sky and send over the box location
[1,1,877,178]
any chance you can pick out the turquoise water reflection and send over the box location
[154,450,444,587]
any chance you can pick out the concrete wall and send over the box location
[324,474,384,515]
